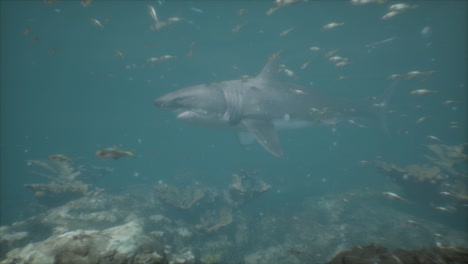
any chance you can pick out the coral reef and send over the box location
[375,143,468,204]
[154,183,211,210]
[327,244,468,264]
[2,185,468,264]
[375,161,443,202]
[168,249,195,264]
[195,208,233,233]
[24,182,90,206]
[375,161,443,184]
[200,252,221,264]
[198,235,233,264]
[1,220,166,264]
[244,245,301,264]
[425,143,468,178]
[224,170,271,207]
[24,159,97,206]
[426,144,468,202]
[2,165,467,264]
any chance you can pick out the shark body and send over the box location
[154,56,379,158]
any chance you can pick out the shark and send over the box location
[154,55,387,158]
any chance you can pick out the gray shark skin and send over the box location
[154,56,378,158]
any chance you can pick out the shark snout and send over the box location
[154,97,171,110]
[153,97,163,106]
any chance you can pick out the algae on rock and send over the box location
[196,208,233,233]
[154,184,210,210]
[24,159,95,206]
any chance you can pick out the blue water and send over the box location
[1,0,466,232]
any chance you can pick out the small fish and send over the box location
[148,4,159,24]
[426,135,441,142]
[22,27,33,35]
[404,220,418,225]
[275,0,305,7]
[328,56,347,62]
[279,27,295,37]
[95,146,134,160]
[442,100,457,105]
[382,11,401,20]
[81,0,93,7]
[300,59,313,70]
[288,249,305,255]
[324,49,340,57]
[415,117,429,124]
[150,21,167,31]
[290,216,301,222]
[439,191,453,197]
[191,7,204,14]
[30,37,41,43]
[236,9,249,16]
[435,206,450,213]
[335,61,350,67]
[48,49,58,56]
[309,46,321,52]
[421,26,432,39]
[266,6,280,15]
[382,192,408,203]
[290,89,306,95]
[90,18,104,28]
[48,154,72,162]
[410,89,439,95]
[282,68,294,77]
[168,17,185,23]
[387,74,401,80]
[147,55,176,62]
[406,71,428,79]
[114,49,124,59]
[232,22,247,33]
[158,55,176,61]
[351,0,386,5]
[186,50,197,57]
[322,22,344,30]
[389,3,417,12]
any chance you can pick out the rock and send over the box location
[168,248,195,264]
[225,171,271,207]
[195,208,233,233]
[244,246,301,264]
[1,220,165,264]
[327,244,468,264]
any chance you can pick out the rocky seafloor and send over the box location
[1,144,468,264]
[1,179,467,264]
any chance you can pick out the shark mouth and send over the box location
[176,110,198,120]
[176,109,212,120]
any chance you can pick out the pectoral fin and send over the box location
[237,131,256,145]
[241,119,283,158]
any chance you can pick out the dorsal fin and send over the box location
[257,51,282,82]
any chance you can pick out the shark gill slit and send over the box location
[223,87,243,125]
